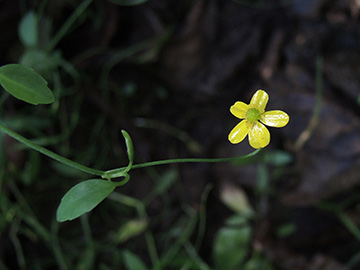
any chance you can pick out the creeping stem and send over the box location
[0,122,104,176]
[0,123,261,180]
[103,149,261,177]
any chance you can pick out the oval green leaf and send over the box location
[18,11,38,47]
[213,216,252,270]
[107,0,148,6]
[56,179,118,222]
[0,64,54,105]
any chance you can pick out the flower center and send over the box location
[245,108,261,123]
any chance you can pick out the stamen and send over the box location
[245,108,261,123]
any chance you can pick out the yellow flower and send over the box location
[228,90,289,149]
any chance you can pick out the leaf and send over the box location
[276,223,297,238]
[107,0,148,6]
[264,150,293,166]
[244,253,275,270]
[102,130,134,180]
[56,179,118,222]
[151,169,177,196]
[213,215,252,270]
[122,250,148,270]
[18,11,38,47]
[220,184,254,216]
[121,130,134,172]
[19,49,62,76]
[0,64,54,105]
[114,219,147,243]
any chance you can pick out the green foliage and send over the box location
[20,49,63,77]
[123,130,134,171]
[122,250,149,270]
[213,215,252,270]
[18,11,38,47]
[17,8,80,81]
[276,223,297,238]
[114,219,148,243]
[220,184,254,216]
[102,130,134,180]
[0,3,291,269]
[145,169,177,203]
[56,179,118,222]
[263,150,293,166]
[0,64,54,105]
[243,252,275,270]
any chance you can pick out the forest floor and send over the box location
[1,0,360,269]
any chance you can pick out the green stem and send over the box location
[104,149,261,177]
[338,212,360,243]
[132,152,260,168]
[0,122,260,179]
[108,192,161,269]
[0,122,103,176]
[46,0,93,52]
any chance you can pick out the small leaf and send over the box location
[152,169,177,196]
[102,131,134,180]
[213,216,252,270]
[19,49,62,76]
[107,0,148,6]
[114,219,147,243]
[122,250,148,270]
[220,184,254,216]
[18,11,38,47]
[0,64,54,105]
[276,223,297,238]
[244,253,275,270]
[56,179,117,222]
[121,130,134,172]
[264,150,293,166]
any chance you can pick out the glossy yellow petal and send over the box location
[230,101,249,119]
[260,110,289,127]
[248,122,270,149]
[228,120,252,144]
[249,90,268,113]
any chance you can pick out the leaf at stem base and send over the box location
[56,179,117,222]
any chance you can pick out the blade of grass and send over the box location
[0,122,104,176]
[51,219,69,270]
[9,219,26,270]
[338,212,360,242]
[108,192,161,270]
[183,242,211,270]
[295,55,323,150]
[159,208,198,268]
[46,0,93,52]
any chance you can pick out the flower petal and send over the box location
[260,110,289,127]
[248,122,270,149]
[250,90,268,113]
[228,120,251,144]
[230,101,249,119]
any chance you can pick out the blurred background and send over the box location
[1,0,360,269]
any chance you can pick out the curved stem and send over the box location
[104,149,261,176]
[132,150,260,169]
[46,0,93,52]
[0,123,104,176]
[0,122,261,179]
